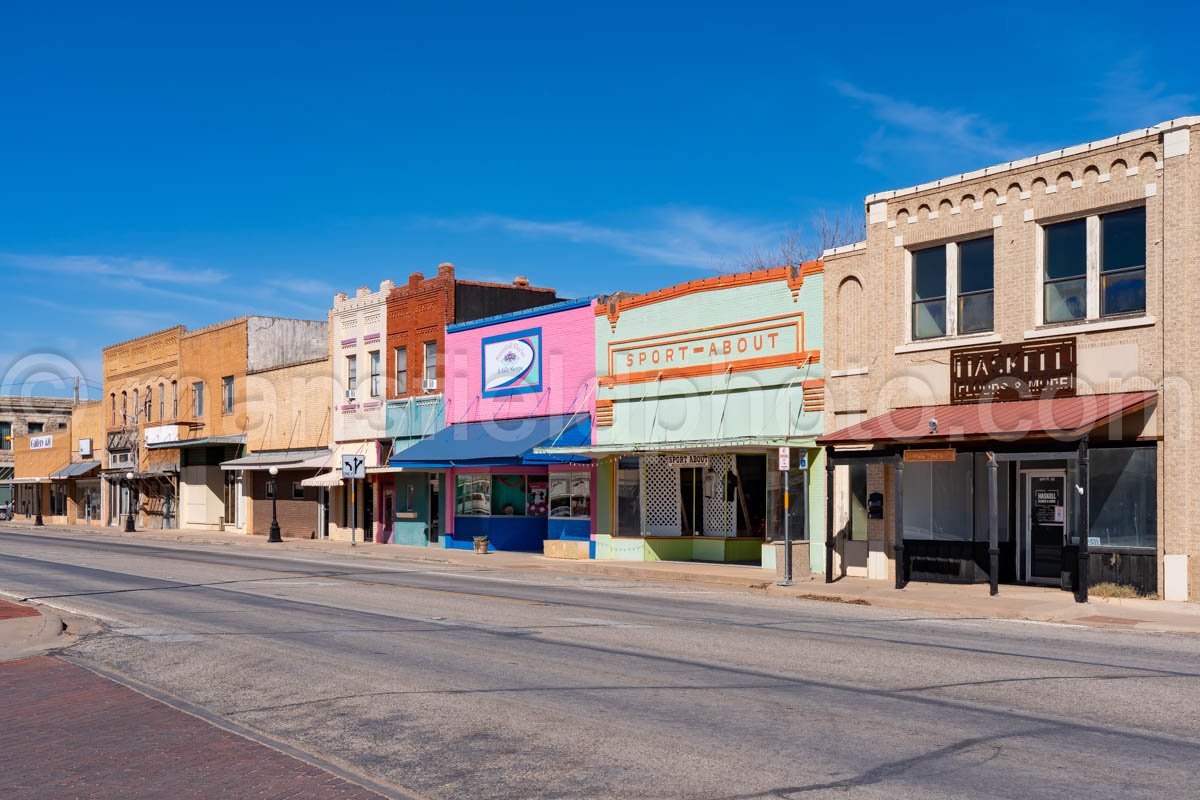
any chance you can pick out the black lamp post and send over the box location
[34,481,44,527]
[124,471,136,532]
[268,466,282,543]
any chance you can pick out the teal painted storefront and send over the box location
[380,395,446,546]
[558,265,827,570]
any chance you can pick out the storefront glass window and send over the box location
[848,463,868,541]
[1089,447,1156,549]
[617,457,641,535]
[550,472,591,519]
[903,455,974,540]
[455,474,491,515]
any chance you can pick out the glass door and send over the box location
[1024,471,1067,585]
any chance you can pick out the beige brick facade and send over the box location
[824,117,1199,600]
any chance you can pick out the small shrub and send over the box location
[1089,582,1144,599]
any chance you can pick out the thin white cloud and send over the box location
[0,253,228,286]
[263,277,336,297]
[1090,55,1195,130]
[833,81,1038,172]
[428,208,783,271]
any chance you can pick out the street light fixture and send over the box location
[268,466,282,543]
[124,471,135,532]
[34,480,44,527]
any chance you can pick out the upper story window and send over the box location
[144,386,152,422]
[192,381,205,417]
[1101,207,1147,316]
[369,351,381,398]
[1044,218,1087,323]
[132,388,140,424]
[423,341,437,384]
[159,383,165,420]
[171,381,178,418]
[1042,206,1145,325]
[911,236,994,340]
[110,393,117,427]
[221,376,234,414]
[121,391,128,425]
[0,421,10,451]
[395,346,408,396]
[346,355,358,399]
[957,238,995,334]
[27,422,44,434]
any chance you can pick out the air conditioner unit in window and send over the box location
[344,389,356,401]
[422,379,438,392]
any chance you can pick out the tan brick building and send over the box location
[820,116,1199,602]
[0,395,73,510]
[229,355,334,538]
[102,326,185,528]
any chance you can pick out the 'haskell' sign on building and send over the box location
[950,337,1077,405]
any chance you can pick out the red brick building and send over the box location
[385,263,559,401]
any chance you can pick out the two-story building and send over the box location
[0,395,73,511]
[820,116,1199,602]
[379,265,564,545]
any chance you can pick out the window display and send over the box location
[550,472,591,519]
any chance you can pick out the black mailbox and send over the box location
[867,491,884,520]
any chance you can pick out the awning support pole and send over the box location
[1076,437,1089,604]
[825,447,835,583]
[988,452,999,597]
[894,459,905,590]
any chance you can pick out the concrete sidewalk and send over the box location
[0,597,66,662]
[4,520,1199,635]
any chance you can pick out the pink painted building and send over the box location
[389,298,598,555]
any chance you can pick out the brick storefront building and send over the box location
[820,116,1199,601]
[0,396,73,509]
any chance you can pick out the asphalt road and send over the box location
[2,528,1199,800]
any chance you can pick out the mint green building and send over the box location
[545,264,826,571]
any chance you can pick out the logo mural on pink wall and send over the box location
[482,327,543,397]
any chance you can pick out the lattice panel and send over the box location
[642,459,681,534]
[704,453,736,535]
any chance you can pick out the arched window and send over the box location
[132,389,139,424]
[121,391,128,426]
[171,381,178,418]
[837,277,866,369]
[159,383,165,420]
[145,386,153,422]
[110,394,116,426]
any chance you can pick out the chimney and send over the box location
[408,271,424,289]
[356,286,371,298]
[380,279,395,293]
[513,276,530,289]
[437,262,455,279]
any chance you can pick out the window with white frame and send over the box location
[369,351,381,397]
[395,346,408,395]
[423,342,437,384]
[221,376,234,414]
[910,236,994,340]
[192,381,204,417]
[1042,206,1145,324]
[345,355,358,399]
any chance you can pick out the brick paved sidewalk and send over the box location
[0,598,40,620]
[0,656,389,800]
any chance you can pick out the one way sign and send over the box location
[341,454,366,480]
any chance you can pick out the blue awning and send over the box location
[389,413,592,468]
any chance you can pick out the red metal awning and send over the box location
[817,390,1158,446]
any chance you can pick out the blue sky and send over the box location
[2,1,1196,399]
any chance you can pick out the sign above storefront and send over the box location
[482,327,543,397]
[649,453,711,467]
[79,438,93,457]
[904,448,957,463]
[606,313,814,386]
[950,337,1076,405]
[144,425,181,446]
[29,434,53,450]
